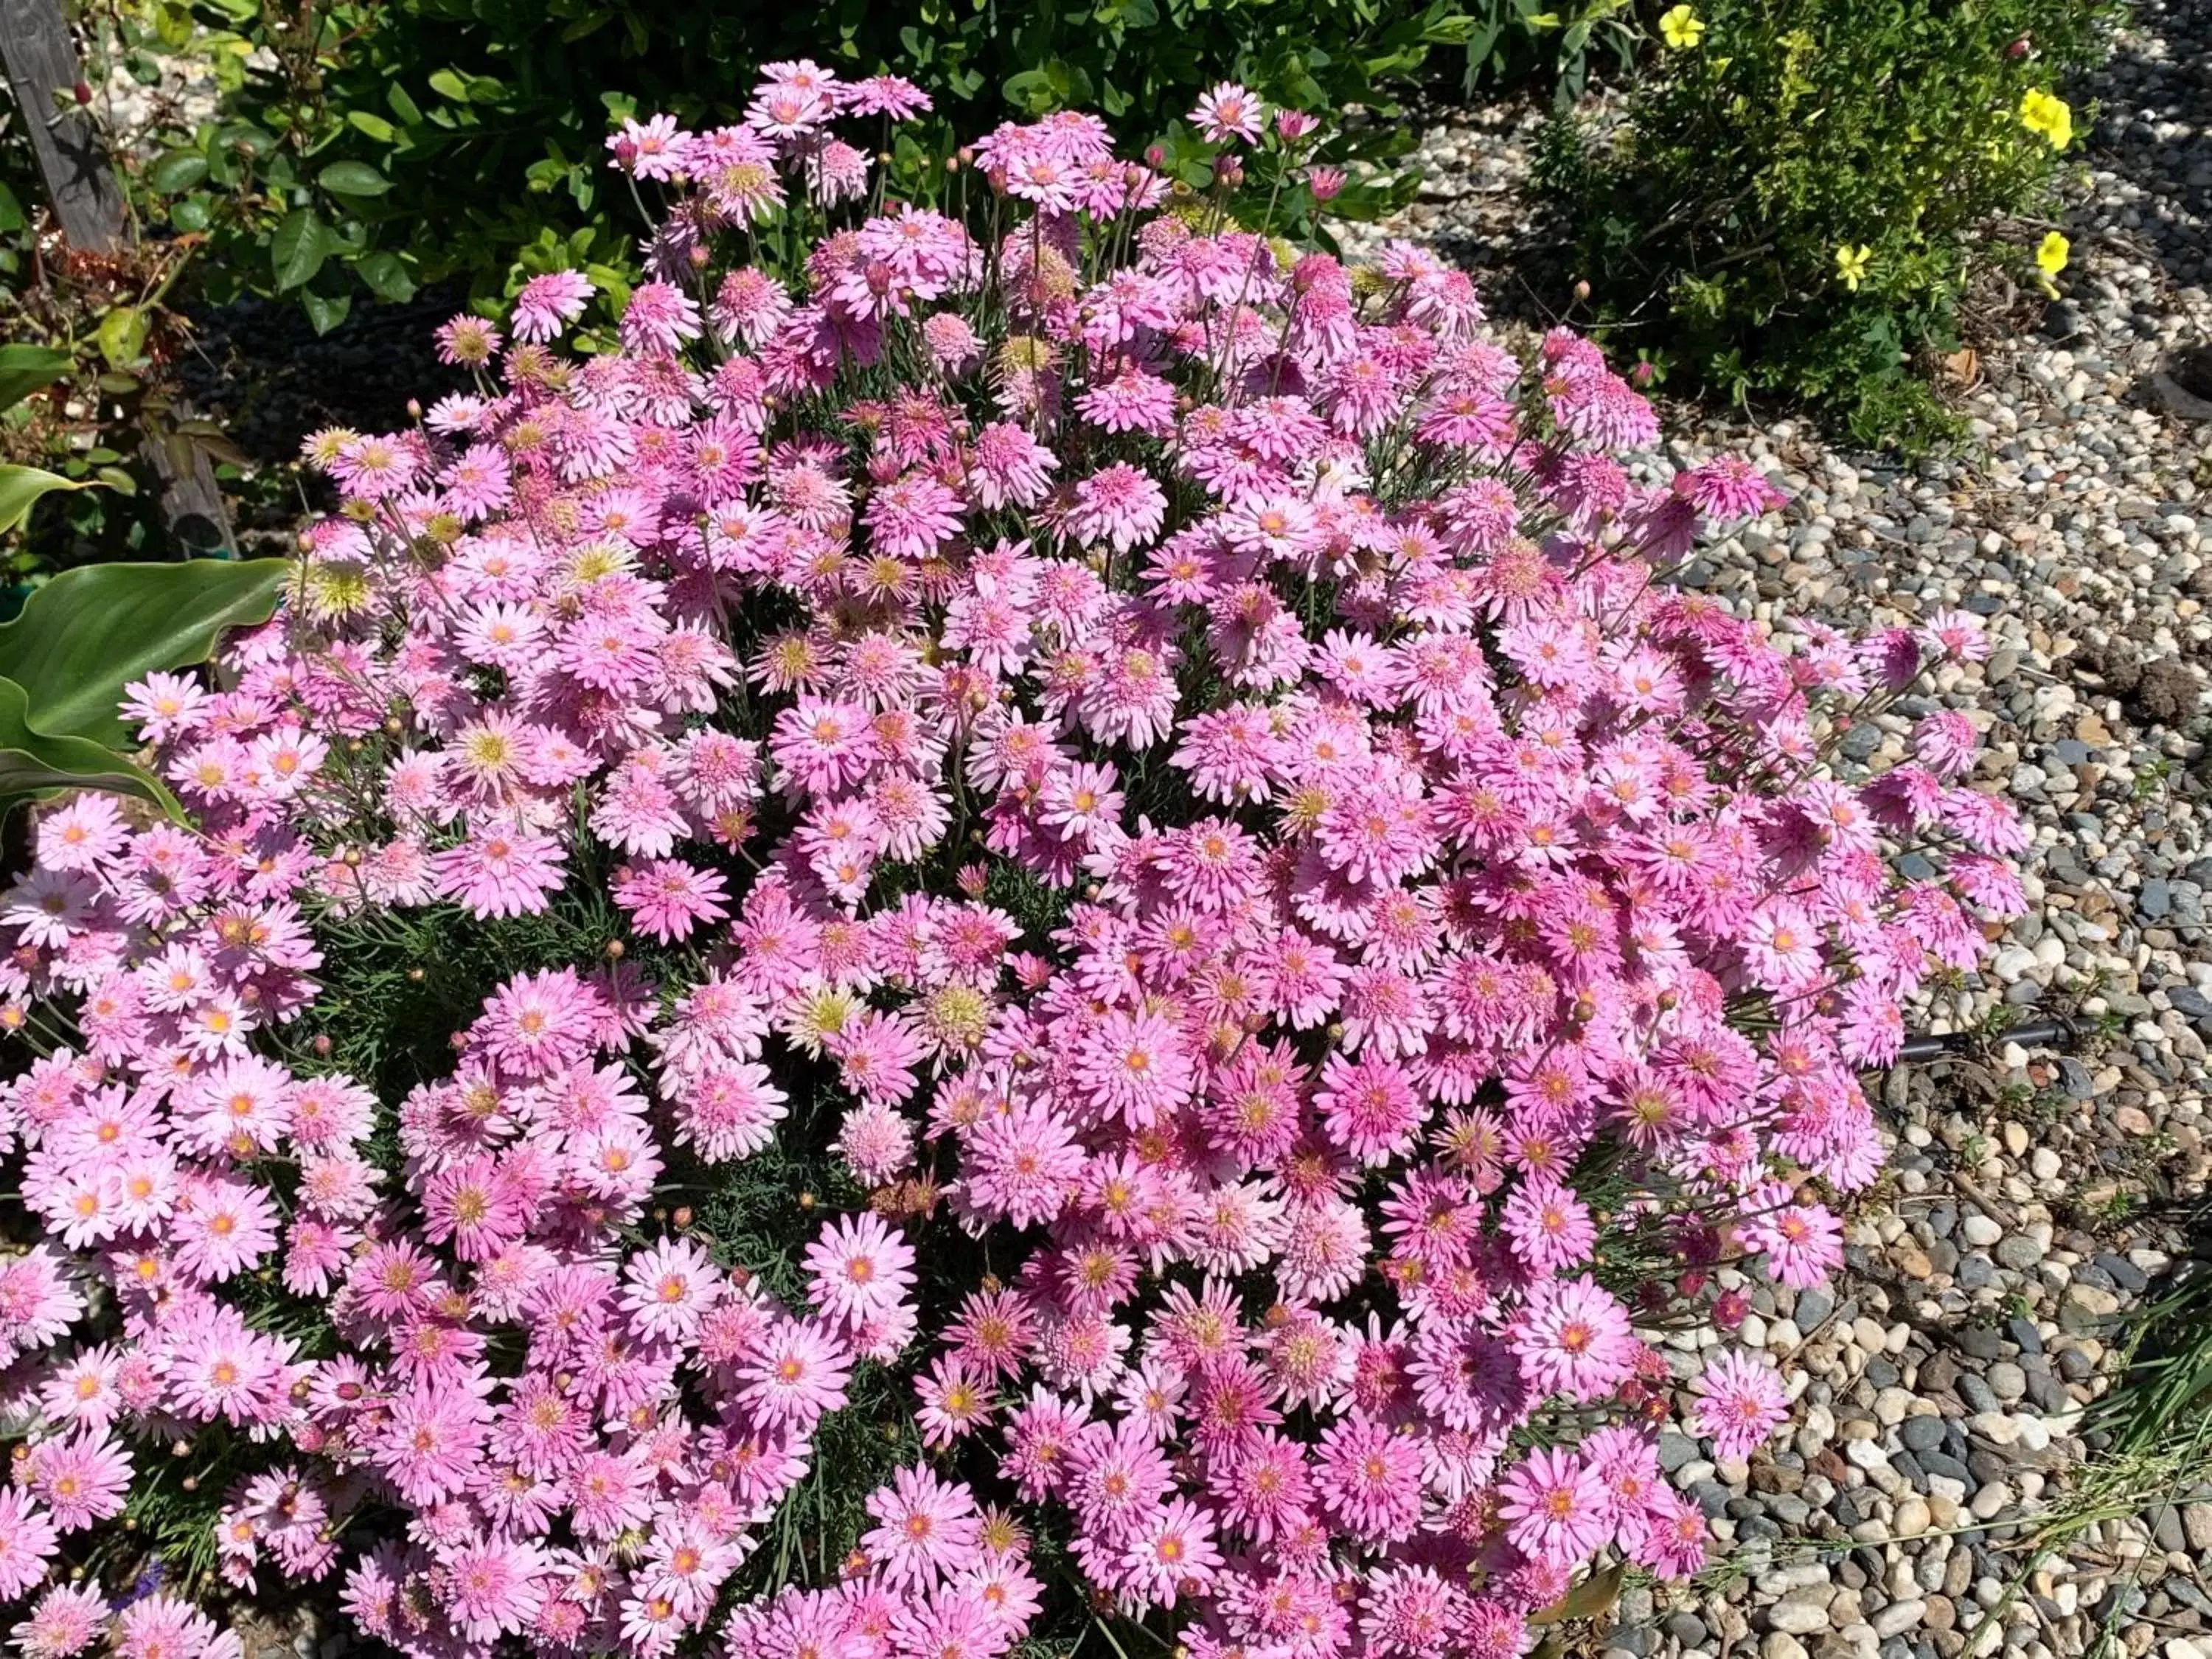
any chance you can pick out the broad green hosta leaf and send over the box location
[0,557,290,750]
[0,465,94,535]
[0,678,181,822]
[0,345,74,412]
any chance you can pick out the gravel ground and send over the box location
[1357,5,2212,1658]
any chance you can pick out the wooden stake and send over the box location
[1,0,234,553]
[0,0,125,253]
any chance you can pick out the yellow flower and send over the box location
[1834,243,1873,292]
[1658,4,1706,46]
[2035,230,2070,276]
[2018,88,2073,149]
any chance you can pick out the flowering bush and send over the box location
[0,59,2031,1659]
[1537,0,2117,451]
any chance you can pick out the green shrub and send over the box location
[69,0,1479,330]
[1461,0,1644,107]
[1537,0,2116,451]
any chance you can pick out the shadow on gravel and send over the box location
[2079,0,2212,306]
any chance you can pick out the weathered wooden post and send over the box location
[0,0,234,553]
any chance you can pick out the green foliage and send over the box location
[0,346,74,412]
[0,338,126,590]
[0,556,287,745]
[0,556,287,820]
[2091,1256,2212,1458]
[0,678,175,823]
[0,233,254,584]
[74,0,1476,330]
[1462,0,1642,105]
[1537,0,2116,451]
[0,465,94,537]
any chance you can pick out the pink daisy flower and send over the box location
[1498,1446,1613,1566]
[10,1582,108,1658]
[613,858,731,943]
[1191,82,1265,144]
[439,1536,549,1643]
[435,824,568,920]
[1512,1274,1638,1403]
[24,1433,130,1532]
[621,1236,723,1343]
[0,1490,58,1600]
[804,1211,917,1328]
[510,269,595,342]
[860,1466,982,1593]
[1693,1348,1792,1460]
[1065,464,1168,555]
[738,1319,852,1430]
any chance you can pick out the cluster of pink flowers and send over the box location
[0,65,2024,1659]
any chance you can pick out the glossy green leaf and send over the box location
[271,209,327,291]
[0,466,94,535]
[218,119,274,157]
[147,148,210,193]
[302,290,352,334]
[318,160,392,197]
[0,557,289,749]
[346,111,397,142]
[355,251,417,303]
[0,677,182,822]
[96,306,150,371]
[0,346,73,413]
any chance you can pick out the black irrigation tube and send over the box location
[1896,1016,2081,1064]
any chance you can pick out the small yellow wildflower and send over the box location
[2018,88,2073,149]
[1834,243,1873,292]
[1658,4,1706,47]
[2034,231,2069,276]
